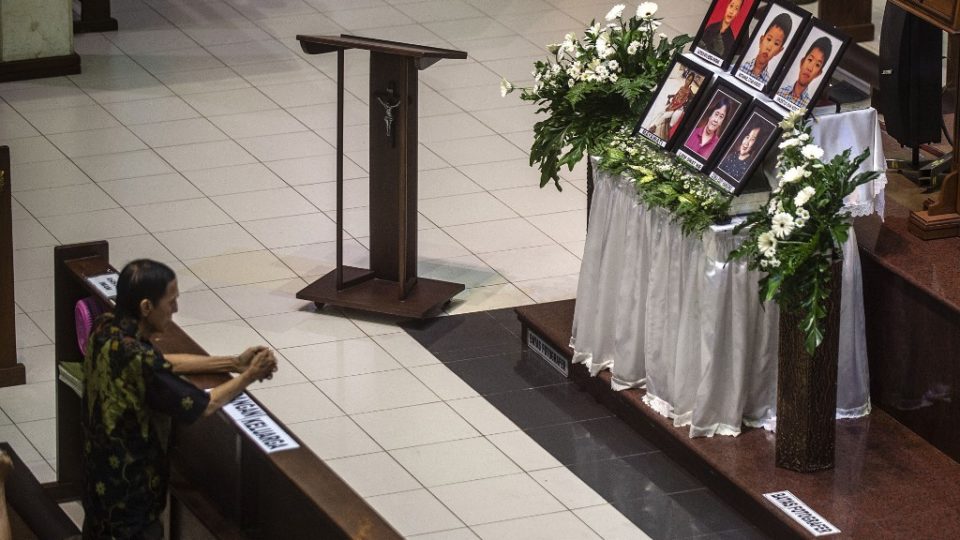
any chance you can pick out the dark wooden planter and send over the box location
[775,260,842,472]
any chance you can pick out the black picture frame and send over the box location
[707,101,782,195]
[632,55,714,150]
[769,19,850,114]
[732,0,812,94]
[674,79,753,172]
[690,0,762,69]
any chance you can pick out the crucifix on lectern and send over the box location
[294,34,468,318]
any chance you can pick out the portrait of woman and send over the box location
[692,0,759,67]
[709,104,780,194]
[684,96,732,159]
[676,81,751,170]
[633,56,711,149]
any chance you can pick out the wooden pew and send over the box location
[0,147,26,388]
[51,241,401,539]
[1,442,81,540]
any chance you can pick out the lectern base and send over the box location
[909,210,960,239]
[297,266,464,319]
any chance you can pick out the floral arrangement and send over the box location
[501,3,691,190]
[729,110,879,354]
[598,130,732,235]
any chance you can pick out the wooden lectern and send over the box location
[0,147,26,387]
[819,0,875,42]
[891,0,960,239]
[294,35,467,318]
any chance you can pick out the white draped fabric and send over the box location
[811,108,887,219]
[571,109,883,437]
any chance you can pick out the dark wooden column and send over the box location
[819,0,875,42]
[0,147,26,387]
[74,0,118,33]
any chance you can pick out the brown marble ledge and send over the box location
[520,300,960,538]
[854,194,960,315]
[578,365,960,539]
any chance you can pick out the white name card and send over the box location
[224,392,300,454]
[763,490,840,537]
[87,272,119,300]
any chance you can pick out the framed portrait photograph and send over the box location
[691,0,761,69]
[707,102,781,195]
[675,79,752,171]
[732,0,811,93]
[632,55,713,150]
[770,21,849,113]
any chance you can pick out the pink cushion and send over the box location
[75,297,104,355]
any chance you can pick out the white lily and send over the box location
[606,4,626,21]
[637,2,658,18]
[499,78,514,97]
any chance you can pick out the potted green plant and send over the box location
[729,110,879,471]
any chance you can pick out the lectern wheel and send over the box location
[314,302,325,311]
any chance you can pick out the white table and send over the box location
[570,109,885,437]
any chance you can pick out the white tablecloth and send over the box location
[571,109,883,437]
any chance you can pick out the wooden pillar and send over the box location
[74,0,118,33]
[0,147,26,387]
[819,0,875,42]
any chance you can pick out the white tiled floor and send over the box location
[4,0,887,537]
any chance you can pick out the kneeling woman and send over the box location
[81,259,277,539]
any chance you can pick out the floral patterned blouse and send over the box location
[81,313,209,539]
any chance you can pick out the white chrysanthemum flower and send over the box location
[760,259,769,268]
[780,166,807,185]
[769,258,781,268]
[499,78,513,97]
[798,133,810,142]
[797,207,810,220]
[779,138,801,150]
[606,4,626,20]
[771,212,796,239]
[637,2,658,18]
[767,198,779,215]
[627,40,641,54]
[609,72,619,82]
[758,231,777,257]
[794,217,807,228]
[779,109,806,130]
[607,60,620,71]
[800,144,824,160]
[794,186,816,207]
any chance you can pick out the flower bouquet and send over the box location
[599,130,732,235]
[501,3,691,190]
[729,110,879,354]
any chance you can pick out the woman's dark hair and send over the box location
[697,96,733,130]
[741,115,771,139]
[115,259,176,320]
